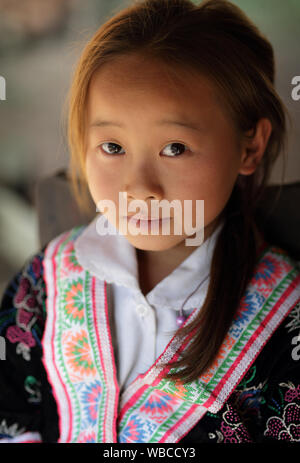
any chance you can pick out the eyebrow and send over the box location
[89,118,203,132]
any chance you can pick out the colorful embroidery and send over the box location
[154,248,300,413]
[231,366,267,422]
[282,382,300,402]
[42,226,300,443]
[231,291,264,338]
[119,414,149,443]
[62,280,85,325]
[64,329,97,377]
[0,252,45,361]
[218,404,252,443]
[62,241,83,274]
[264,402,300,441]
[260,381,300,442]
[82,381,102,425]
[140,390,179,423]
[42,226,117,443]
[77,430,97,443]
[6,325,36,347]
[253,254,286,294]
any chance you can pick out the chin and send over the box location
[124,233,186,251]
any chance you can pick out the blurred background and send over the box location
[0,0,300,296]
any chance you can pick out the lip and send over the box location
[125,216,171,223]
[126,216,160,221]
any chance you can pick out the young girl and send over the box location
[0,0,299,444]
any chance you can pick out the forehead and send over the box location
[86,54,220,120]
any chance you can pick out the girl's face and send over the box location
[85,53,253,253]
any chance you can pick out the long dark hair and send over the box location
[66,0,289,383]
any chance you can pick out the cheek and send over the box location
[85,153,117,202]
[180,157,239,218]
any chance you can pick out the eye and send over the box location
[99,142,125,155]
[98,141,189,156]
[161,142,188,157]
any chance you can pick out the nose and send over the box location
[122,158,164,204]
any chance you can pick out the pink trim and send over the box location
[91,276,108,441]
[122,307,199,400]
[118,327,196,423]
[20,440,41,443]
[42,232,73,443]
[118,384,149,422]
[53,239,74,443]
[103,280,120,442]
[152,327,198,387]
[160,404,198,443]
[203,273,300,410]
[119,321,198,422]
[42,233,300,443]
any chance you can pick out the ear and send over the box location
[239,118,272,176]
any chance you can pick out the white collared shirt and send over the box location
[75,215,224,392]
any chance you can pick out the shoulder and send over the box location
[42,224,88,261]
[230,300,300,441]
[232,243,300,418]
[236,244,300,367]
[1,247,47,315]
[233,299,300,397]
[252,244,300,337]
[256,241,300,273]
[0,248,61,442]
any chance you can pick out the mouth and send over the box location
[124,216,171,225]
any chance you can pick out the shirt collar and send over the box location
[74,214,224,311]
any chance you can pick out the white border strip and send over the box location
[42,234,71,443]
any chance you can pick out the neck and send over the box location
[136,216,222,295]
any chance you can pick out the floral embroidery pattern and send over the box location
[262,381,300,442]
[253,254,285,292]
[18,308,36,330]
[283,382,300,402]
[8,228,294,443]
[82,381,102,425]
[207,351,300,443]
[232,384,267,422]
[209,404,252,443]
[77,430,96,443]
[64,329,96,377]
[0,252,45,361]
[140,390,179,424]
[6,325,36,348]
[62,279,85,325]
[231,366,267,422]
[264,403,300,441]
[231,290,264,338]
[62,242,82,274]
[119,414,148,443]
